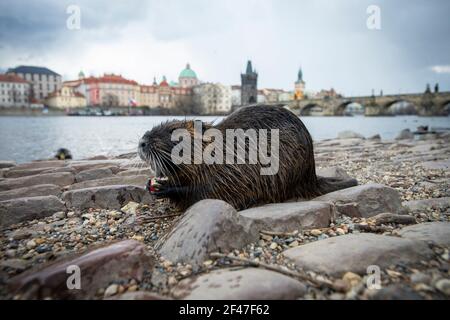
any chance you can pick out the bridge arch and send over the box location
[442,100,450,115]
[300,103,324,116]
[383,100,419,115]
[336,101,365,116]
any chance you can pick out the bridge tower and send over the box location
[294,67,305,100]
[241,60,258,105]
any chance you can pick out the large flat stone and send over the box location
[0,195,66,227]
[172,268,306,300]
[63,185,152,210]
[9,240,154,299]
[0,161,16,169]
[157,200,257,270]
[398,222,450,246]
[316,166,352,180]
[3,166,75,178]
[74,167,115,182]
[314,183,404,218]
[337,131,365,139]
[67,175,148,191]
[395,129,414,140]
[0,184,61,202]
[106,292,170,300]
[117,168,153,177]
[14,160,66,170]
[421,160,450,170]
[0,172,75,191]
[403,197,450,212]
[369,285,423,300]
[283,233,433,276]
[239,201,334,233]
[67,160,127,173]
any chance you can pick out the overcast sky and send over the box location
[0,0,449,96]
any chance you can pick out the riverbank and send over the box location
[0,131,449,300]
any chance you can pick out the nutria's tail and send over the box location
[316,176,358,195]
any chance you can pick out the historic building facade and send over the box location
[193,83,232,114]
[231,85,241,107]
[7,65,62,102]
[65,74,139,107]
[241,60,258,105]
[0,74,31,108]
[316,88,342,99]
[45,85,87,109]
[139,76,193,109]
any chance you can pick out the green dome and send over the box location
[179,63,197,78]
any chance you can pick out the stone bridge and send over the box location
[275,90,450,116]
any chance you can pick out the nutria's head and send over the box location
[138,120,192,177]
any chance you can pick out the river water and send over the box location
[0,115,448,163]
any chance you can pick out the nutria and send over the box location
[138,105,357,210]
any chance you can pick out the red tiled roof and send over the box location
[83,74,138,85]
[47,88,85,98]
[74,92,85,98]
[63,80,82,86]
[0,74,29,83]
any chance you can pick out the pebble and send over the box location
[310,229,322,236]
[203,260,213,266]
[25,240,36,249]
[67,211,76,218]
[127,285,138,292]
[333,279,351,292]
[269,242,278,250]
[435,279,450,296]
[289,240,299,247]
[104,284,119,297]
[5,249,16,258]
[34,238,46,245]
[410,272,431,285]
[168,276,178,286]
[342,272,362,287]
[121,202,140,215]
[53,211,66,220]
[132,235,144,242]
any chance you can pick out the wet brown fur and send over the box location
[138,105,357,210]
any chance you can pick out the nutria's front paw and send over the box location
[147,177,171,197]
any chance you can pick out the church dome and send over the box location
[179,63,197,78]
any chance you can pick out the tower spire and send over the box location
[298,67,303,82]
[246,60,253,74]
